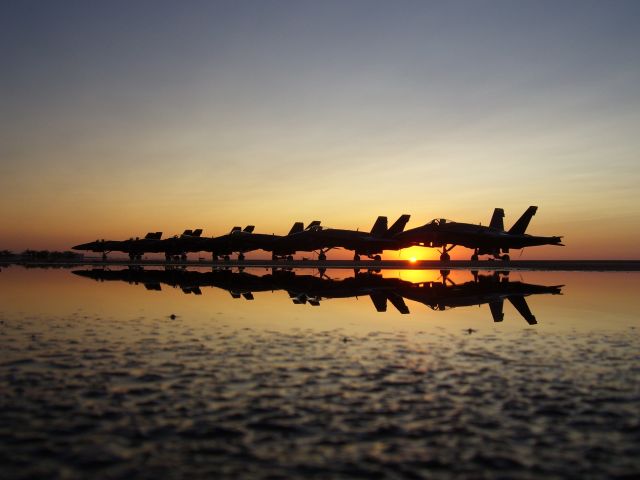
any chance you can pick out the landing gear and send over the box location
[238,253,245,261]
[353,254,361,261]
[373,255,381,261]
[318,253,327,261]
[165,253,171,262]
[102,253,107,261]
[438,244,454,262]
[471,250,479,261]
[287,255,293,261]
[223,255,230,261]
[501,254,510,262]
[181,254,187,261]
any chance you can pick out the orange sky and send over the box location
[1,2,639,259]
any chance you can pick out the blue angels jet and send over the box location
[395,206,563,261]
[270,215,411,261]
[72,231,164,260]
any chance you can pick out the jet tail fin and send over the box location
[370,216,388,237]
[192,229,203,237]
[508,206,538,235]
[306,220,321,230]
[230,226,242,233]
[489,208,505,231]
[489,300,504,322]
[508,296,537,325]
[183,229,193,236]
[243,225,255,233]
[387,214,411,236]
[369,292,387,312]
[288,222,304,235]
[387,293,410,314]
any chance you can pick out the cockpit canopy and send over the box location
[429,218,452,226]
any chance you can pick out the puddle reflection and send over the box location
[73,267,563,325]
[1,266,638,478]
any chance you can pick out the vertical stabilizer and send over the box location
[387,293,410,314]
[387,214,411,237]
[508,206,538,235]
[370,216,388,237]
[288,222,304,235]
[508,296,537,325]
[369,292,388,312]
[489,300,504,322]
[489,208,505,231]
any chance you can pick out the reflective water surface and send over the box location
[1,266,639,479]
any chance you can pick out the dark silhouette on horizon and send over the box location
[268,215,410,261]
[395,206,564,261]
[72,207,563,262]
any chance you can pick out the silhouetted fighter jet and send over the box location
[158,229,204,260]
[72,231,163,260]
[189,222,306,261]
[269,215,410,261]
[395,206,563,261]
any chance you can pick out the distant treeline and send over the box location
[0,250,83,260]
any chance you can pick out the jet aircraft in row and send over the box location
[72,207,562,261]
[397,206,563,261]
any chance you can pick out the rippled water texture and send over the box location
[1,266,639,479]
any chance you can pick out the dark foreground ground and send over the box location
[1,314,638,479]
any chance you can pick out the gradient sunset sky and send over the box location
[2,0,639,259]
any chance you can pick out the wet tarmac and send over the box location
[0,267,639,479]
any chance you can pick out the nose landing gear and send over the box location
[438,244,455,262]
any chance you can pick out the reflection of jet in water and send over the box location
[399,271,563,325]
[270,269,412,312]
[270,215,410,261]
[72,267,277,298]
[396,206,564,261]
[72,268,562,324]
